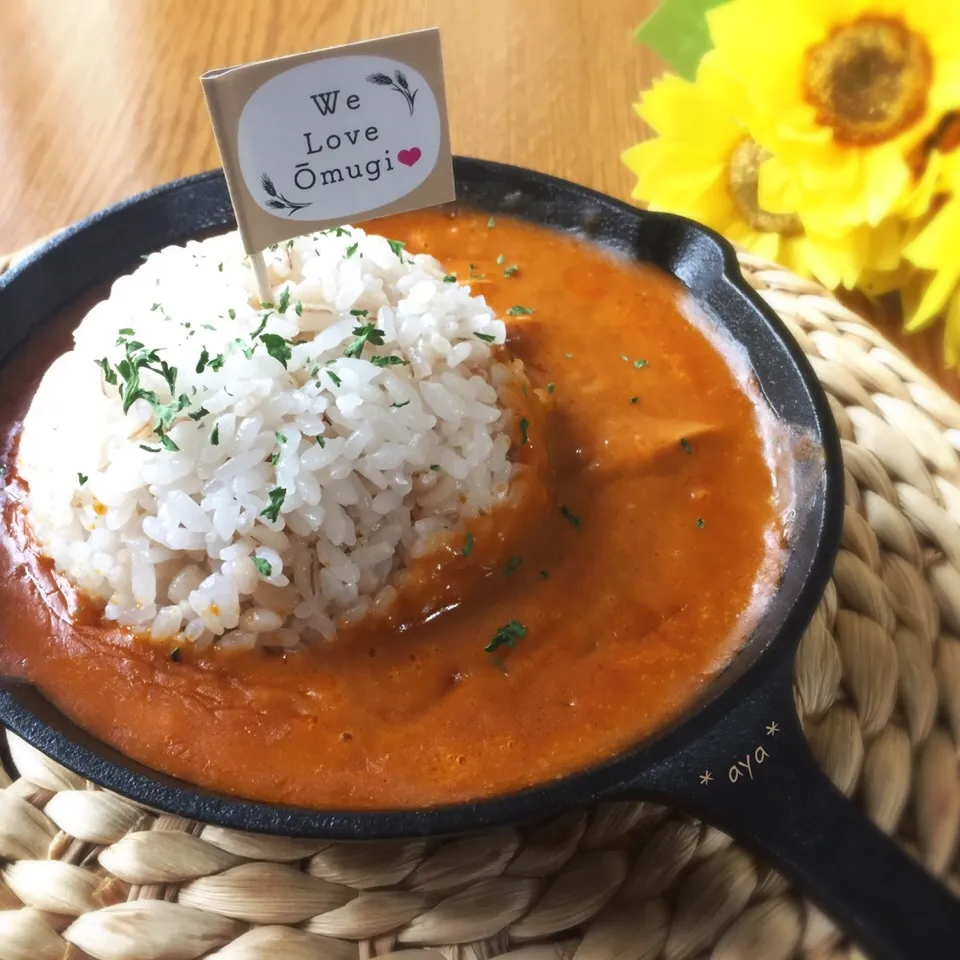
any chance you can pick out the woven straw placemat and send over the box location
[0,242,958,960]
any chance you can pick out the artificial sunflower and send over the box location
[903,148,960,354]
[707,0,960,233]
[621,52,898,290]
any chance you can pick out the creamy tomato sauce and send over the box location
[0,209,781,809]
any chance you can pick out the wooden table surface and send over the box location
[2,0,958,395]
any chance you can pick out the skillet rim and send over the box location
[0,160,844,837]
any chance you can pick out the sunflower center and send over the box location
[728,139,803,236]
[803,15,931,145]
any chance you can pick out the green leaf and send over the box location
[633,0,722,80]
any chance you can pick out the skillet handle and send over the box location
[638,663,960,960]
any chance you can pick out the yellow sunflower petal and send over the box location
[943,292,960,366]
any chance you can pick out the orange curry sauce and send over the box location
[0,208,780,809]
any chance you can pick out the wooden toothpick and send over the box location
[251,250,273,304]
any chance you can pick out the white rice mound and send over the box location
[17,226,516,651]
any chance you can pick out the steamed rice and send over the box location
[17,226,518,651]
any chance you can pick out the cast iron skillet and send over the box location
[0,160,957,958]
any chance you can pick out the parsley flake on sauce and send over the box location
[680,437,693,454]
[463,531,475,557]
[170,646,182,662]
[634,358,649,369]
[77,473,88,486]
[443,274,457,283]
[253,556,273,577]
[504,556,522,575]
[487,216,496,228]
[629,397,639,404]
[539,570,549,579]
[547,383,555,394]
[485,619,527,654]
[260,487,286,522]
[697,517,706,529]
[507,305,533,316]
[520,418,530,445]
[504,264,519,278]
[560,505,581,528]
[496,254,505,265]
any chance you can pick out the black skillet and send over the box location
[0,160,957,959]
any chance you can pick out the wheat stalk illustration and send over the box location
[260,174,312,216]
[366,69,418,115]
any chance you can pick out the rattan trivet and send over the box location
[0,243,958,960]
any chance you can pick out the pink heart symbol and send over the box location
[397,147,421,167]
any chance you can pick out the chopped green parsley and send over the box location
[344,322,385,359]
[388,239,405,258]
[210,424,220,446]
[463,531,474,557]
[370,355,409,367]
[77,473,88,486]
[391,400,410,408]
[327,370,343,387]
[634,358,649,369]
[560,505,581,528]
[696,517,706,529]
[504,265,519,278]
[680,437,693,454]
[260,333,292,368]
[520,418,530,445]
[504,556,522,575]
[345,242,359,258]
[475,332,497,343]
[507,305,533,316]
[485,619,527,654]
[260,487,286,522]
[253,556,272,577]
[443,274,457,283]
[487,216,496,228]
[547,383,555,394]
[278,289,291,313]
